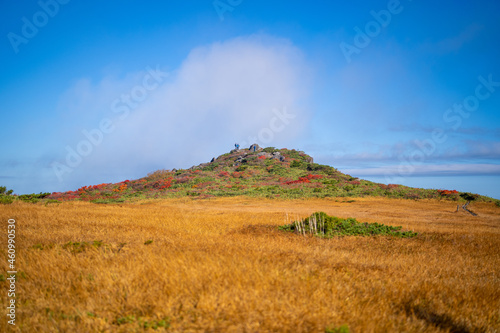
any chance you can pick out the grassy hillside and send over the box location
[40,146,497,204]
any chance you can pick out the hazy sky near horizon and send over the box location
[1,0,499,199]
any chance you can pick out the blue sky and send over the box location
[1,0,499,199]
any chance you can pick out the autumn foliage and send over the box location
[285,174,323,185]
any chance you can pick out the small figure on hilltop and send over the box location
[235,143,240,150]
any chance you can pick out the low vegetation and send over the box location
[0,186,14,204]
[279,211,418,238]
[0,186,51,204]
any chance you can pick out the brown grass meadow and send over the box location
[1,197,499,332]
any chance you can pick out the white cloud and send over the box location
[50,35,312,189]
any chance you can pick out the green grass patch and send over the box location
[114,315,170,329]
[325,324,350,333]
[62,240,106,253]
[91,198,126,204]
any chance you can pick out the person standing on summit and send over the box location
[235,143,240,150]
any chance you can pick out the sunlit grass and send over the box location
[0,197,499,332]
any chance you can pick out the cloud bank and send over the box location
[50,35,312,191]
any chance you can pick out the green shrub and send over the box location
[262,147,277,153]
[0,186,8,194]
[279,212,418,238]
[306,163,319,171]
[343,184,354,192]
[284,149,306,161]
[235,165,248,172]
[305,163,337,174]
[0,195,14,204]
[460,192,478,202]
[18,192,51,203]
[18,197,39,204]
[202,163,218,171]
[0,186,14,204]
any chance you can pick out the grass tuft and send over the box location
[325,324,350,333]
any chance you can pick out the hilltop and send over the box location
[45,145,497,205]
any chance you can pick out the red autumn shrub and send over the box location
[113,183,128,192]
[147,177,173,190]
[284,174,322,185]
[438,189,459,197]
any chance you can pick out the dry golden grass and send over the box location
[1,197,499,332]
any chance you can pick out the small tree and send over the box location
[0,186,13,195]
[457,192,478,216]
[0,186,14,204]
[460,192,478,203]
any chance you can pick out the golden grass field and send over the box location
[1,197,499,332]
